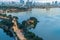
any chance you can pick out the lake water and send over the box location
[0,8,60,40]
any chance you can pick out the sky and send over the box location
[0,0,19,2]
[34,0,60,2]
[0,0,60,2]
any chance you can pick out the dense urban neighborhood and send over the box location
[0,0,60,9]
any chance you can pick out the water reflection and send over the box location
[0,28,14,40]
[3,8,60,40]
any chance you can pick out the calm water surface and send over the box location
[0,8,60,40]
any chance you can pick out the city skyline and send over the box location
[0,0,60,2]
[34,0,60,2]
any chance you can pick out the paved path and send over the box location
[12,18,26,40]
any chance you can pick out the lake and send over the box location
[0,8,60,40]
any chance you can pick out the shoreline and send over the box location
[0,14,43,40]
[0,7,60,13]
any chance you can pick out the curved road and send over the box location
[12,18,26,40]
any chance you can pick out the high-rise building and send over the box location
[26,0,32,8]
[55,1,58,5]
[20,0,24,5]
[52,1,54,5]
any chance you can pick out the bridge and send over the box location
[0,16,27,40]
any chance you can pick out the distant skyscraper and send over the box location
[27,0,29,2]
[52,1,54,5]
[20,0,24,4]
[55,1,58,5]
[26,0,32,8]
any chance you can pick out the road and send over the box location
[12,18,27,40]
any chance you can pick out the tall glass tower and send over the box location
[20,0,24,4]
[26,0,32,8]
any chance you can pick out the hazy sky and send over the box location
[34,0,60,2]
[0,0,19,2]
[0,0,60,2]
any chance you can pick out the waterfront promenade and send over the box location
[12,18,26,40]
